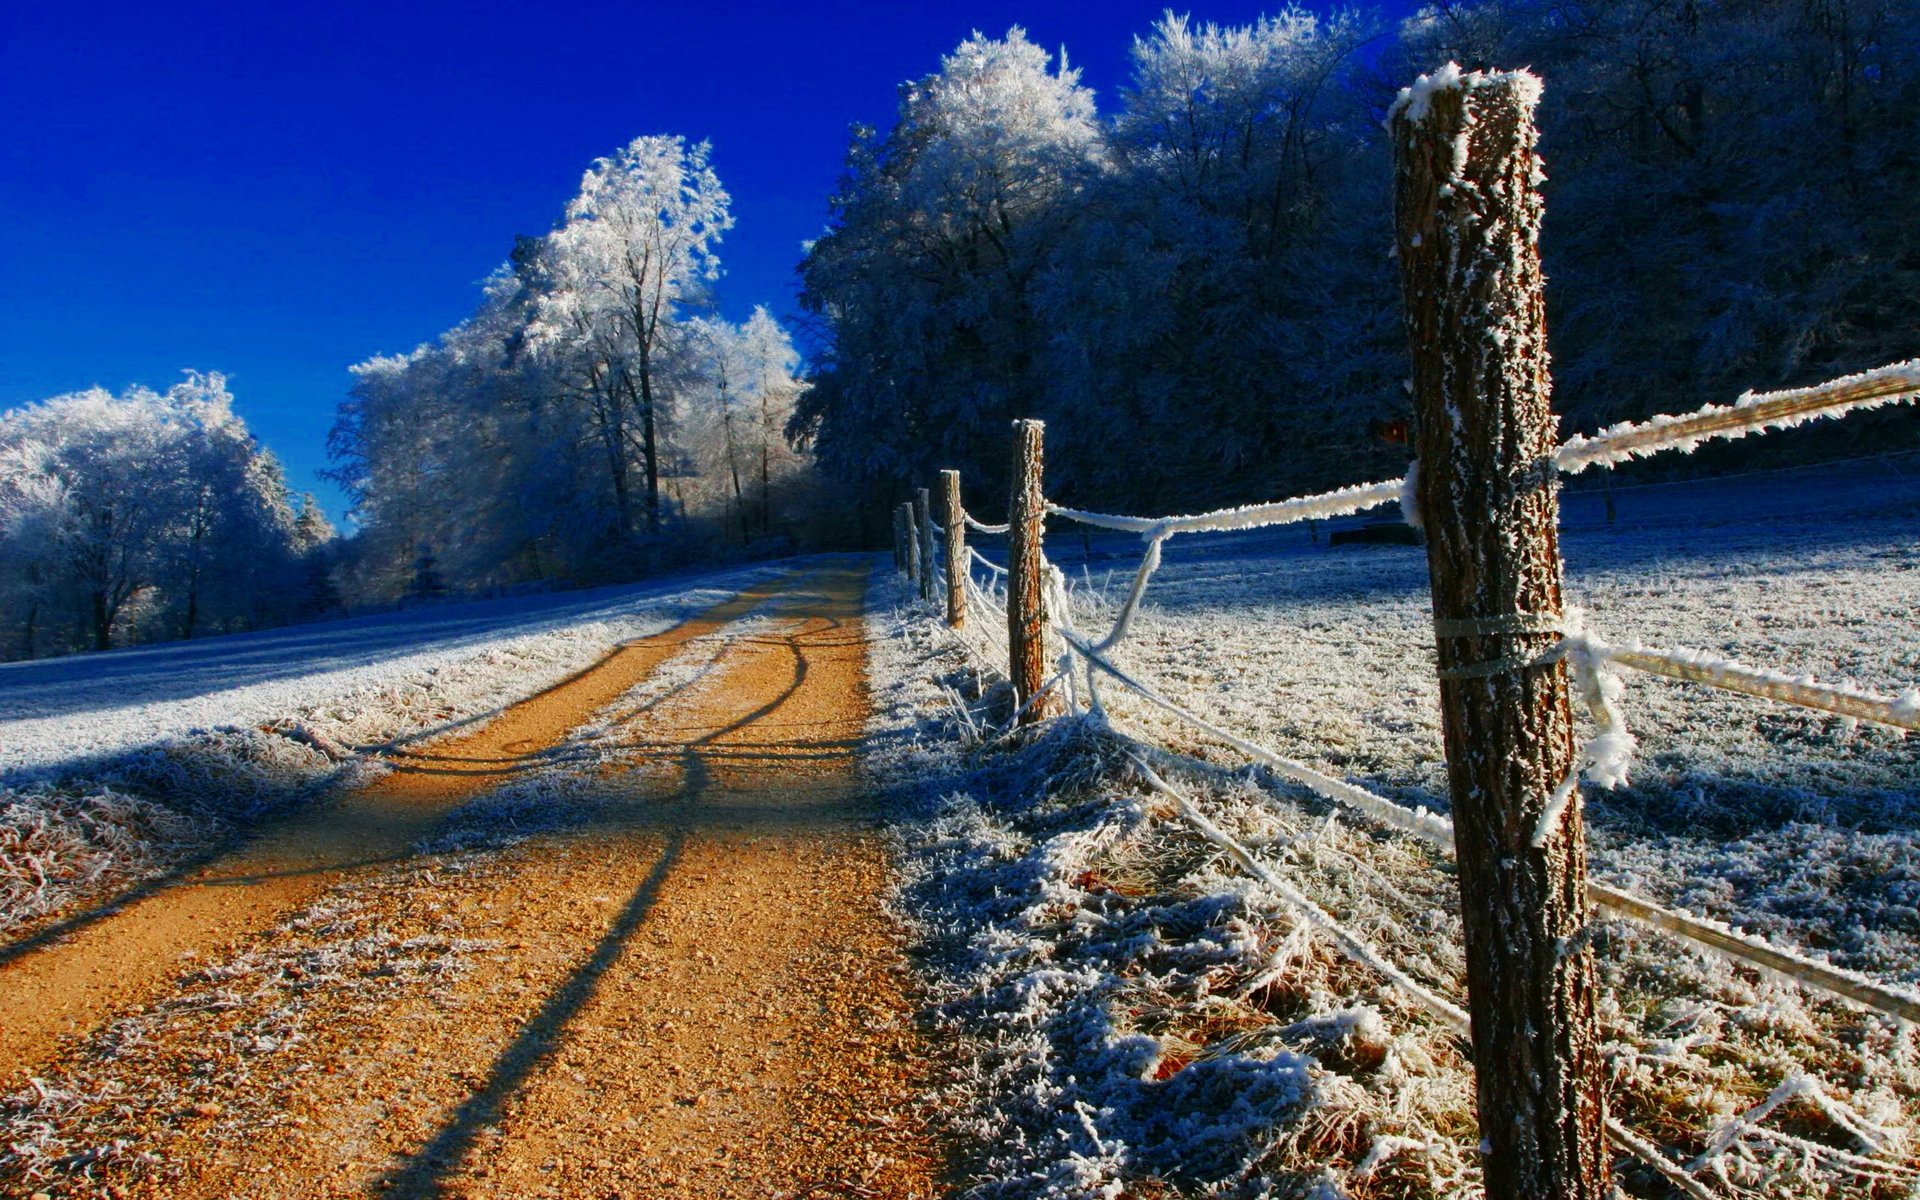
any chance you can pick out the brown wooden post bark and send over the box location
[1006,420,1059,723]
[1391,67,1611,1200]
[941,469,966,628]
[914,487,936,602]
[902,503,920,587]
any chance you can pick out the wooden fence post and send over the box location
[901,502,919,586]
[941,469,966,628]
[915,487,936,602]
[891,505,903,571]
[1392,67,1610,1199]
[1007,420,1059,723]
[902,499,917,583]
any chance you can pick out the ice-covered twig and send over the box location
[1556,359,1920,475]
[1605,1117,1719,1200]
[1128,754,1472,1035]
[1047,476,1406,537]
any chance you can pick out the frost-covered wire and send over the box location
[1047,476,1406,537]
[1090,528,1169,656]
[1054,624,1920,1023]
[1127,754,1472,1036]
[968,546,1008,576]
[1556,359,1920,475]
[1531,624,1636,849]
[1590,639,1920,732]
[963,511,1010,535]
[1588,882,1920,1023]
[1059,630,1460,851]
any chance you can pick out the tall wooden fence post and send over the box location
[1007,420,1059,723]
[1392,67,1610,1199]
[901,502,919,587]
[941,469,966,628]
[914,487,936,602]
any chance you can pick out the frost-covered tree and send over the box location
[1390,0,1920,452]
[794,28,1103,509]
[0,373,305,657]
[796,18,1392,515]
[682,308,809,543]
[528,135,733,537]
[1042,8,1393,507]
[332,136,817,598]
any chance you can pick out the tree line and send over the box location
[0,373,335,658]
[7,0,1914,659]
[793,0,1920,520]
[327,134,822,605]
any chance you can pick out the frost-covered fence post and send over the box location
[1007,420,1059,723]
[1391,66,1611,1199]
[941,469,966,628]
[915,487,936,602]
[902,502,920,586]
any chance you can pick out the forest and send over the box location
[4,0,1916,659]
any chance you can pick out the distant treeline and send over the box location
[0,373,336,660]
[8,0,1915,660]
[792,1,1920,519]
[328,135,831,606]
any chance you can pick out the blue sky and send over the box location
[1,0,1401,522]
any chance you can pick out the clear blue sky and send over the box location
[1,0,1401,523]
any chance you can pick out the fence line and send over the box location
[897,345,1920,1197]
[887,63,1919,1196]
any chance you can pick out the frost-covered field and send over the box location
[873,457,1920,1198]
[0,565,783,938]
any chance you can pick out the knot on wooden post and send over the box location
[1392,63,1611,1200]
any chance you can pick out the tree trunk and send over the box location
[637,350,662,534]
[724,411,747,543]
[760,394,774,536]
[1006,420,1058,723]
[91,590,113,651]
[1393,68,1610,1200]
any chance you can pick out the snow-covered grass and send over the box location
[874,458,1920,1197]
[0,564,785,940]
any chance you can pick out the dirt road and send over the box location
[0,562,941,1198]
